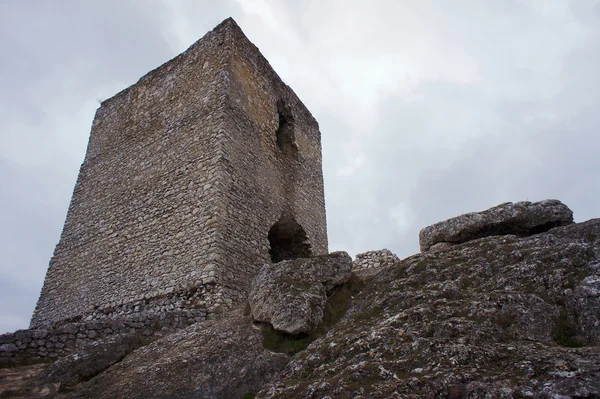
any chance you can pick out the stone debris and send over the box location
[249,252,352,334]
[419,199,573,252]
[352,249,399,277]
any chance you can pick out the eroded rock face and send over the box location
[34,333,149,388]
[419,199,573,252]
[249,252,352,334]
[258,219,600,398]
[64,314,289,399]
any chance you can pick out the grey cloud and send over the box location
[321,2,600,259]
[0,1,183,333]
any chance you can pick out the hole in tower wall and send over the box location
[268,216,311,263]
[275,100,296,151]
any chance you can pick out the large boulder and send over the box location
[63,314,289,399]
[419,199,573,252]
[249,252,353,335]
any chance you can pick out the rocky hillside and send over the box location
[1,200,599,398]
[259,216,600,397]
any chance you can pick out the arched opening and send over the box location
[268,216,311,263]
[275,100,296,151]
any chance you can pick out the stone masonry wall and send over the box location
[217,20,328,294]
[1,311,200,366]
[32,20,233,328]
[353,249,399,277]
[30,18,328,328]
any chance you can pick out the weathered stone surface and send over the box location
[249,252,352,334]
[0,364,52,399]
[0,312,191,366]
[34,334,149,388]
[66,314,289,399]
[0,343,18,352]
[31,17,328,329]
[429,242,456,252]
[419,199,573,252]
[258,219,600,398]
[352,249,399,277]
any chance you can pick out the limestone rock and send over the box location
[419,199,573,252]
[257,219,600,398]
[429,242,456,252]
[249,252,352,334]
[34,333,149,388]
[64,314,289,399]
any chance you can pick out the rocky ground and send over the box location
[1,202,599,398]
[258,219,600,398]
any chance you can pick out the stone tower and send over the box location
[30,18,328,328]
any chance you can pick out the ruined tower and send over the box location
[30,18,328,328]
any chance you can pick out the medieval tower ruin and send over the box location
[30,18,328,328]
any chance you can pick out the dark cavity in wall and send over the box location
[275,100,296,152]
[268,215,311,263]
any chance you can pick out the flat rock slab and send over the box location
[249,252,352,335]
[419,199,573,252]
[34,333,150,388]
[63,314,289,399]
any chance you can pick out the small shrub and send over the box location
[584,232,598,243]
[440,289,461,300]
[242,301,251,316]
[447,384,467,399]
[261,326,312,355]
[354,306,384,323]
[413,260,428,273]
[393,262,409,279]
[261,274,366,355]
[458,276,473,291]
[493,311,517,329]
[552,311,583,348]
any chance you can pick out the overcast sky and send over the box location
[1,0,599,334]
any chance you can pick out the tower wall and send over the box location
[217,22,328,296]
[30,19,328,328]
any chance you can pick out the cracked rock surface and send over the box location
[249,251,353,335]
[34,333,150,389]
[419,199,574,252]
[258,219,600,398]
[65,313,289,399]
[4,216,600,399]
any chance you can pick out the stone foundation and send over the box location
[0,311,204,366]
[352,249,399,277]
